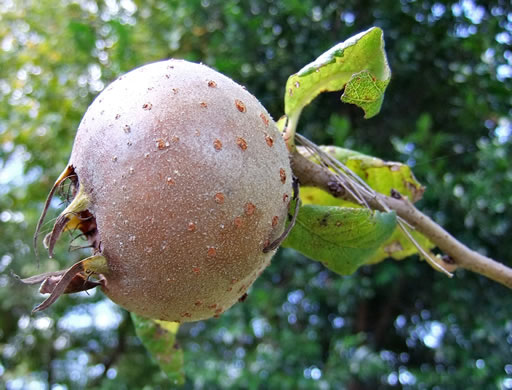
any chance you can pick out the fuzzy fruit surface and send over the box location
[70,59,292,322]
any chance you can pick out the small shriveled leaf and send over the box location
[131,314,185,386]
[285,27,390,119]
[282,203,396,275]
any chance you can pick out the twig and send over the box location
[290,148,512,289]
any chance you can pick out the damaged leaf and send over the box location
[284,27,391,120]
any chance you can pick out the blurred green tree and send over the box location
[1,0,511,389]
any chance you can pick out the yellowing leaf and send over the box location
[131,314,185,386]
[366,228,434,264]
[299,145,425,203]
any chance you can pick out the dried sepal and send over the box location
[33,165,75,260]
[19,254,109,313]
[45,184,90,258]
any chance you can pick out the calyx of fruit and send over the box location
[26,59,299,322]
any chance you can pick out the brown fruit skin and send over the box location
[70,59,292,322]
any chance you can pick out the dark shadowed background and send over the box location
[1,0,511,389]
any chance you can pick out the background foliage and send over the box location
[1,0,511,389]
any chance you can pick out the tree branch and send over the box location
[290,150,512,289]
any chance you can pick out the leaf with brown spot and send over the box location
[282,202,396,275]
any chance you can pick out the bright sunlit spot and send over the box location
[58,299,122,332]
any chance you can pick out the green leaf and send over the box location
[284,27,390,119]
[298,145,434,263]
[282,203,396,275]
[68,21,96,53]
[131,314,185,386]
[276,115,287,132]
[341,70,390,118]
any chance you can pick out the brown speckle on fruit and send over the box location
[115,114,121,120]
[208,304,217,309]
[142,102,152,110]
[215,307,222,314]
[260,113,269,127]
[200,102,208,108]
[172,88,179,94]
[233,217,243,228]
[283,194,289,202]
[265,134,274,147]
[208,80,217,88]
[187,222,196,232]
[194,301,202,306]
[213,139,223,151]
[123,124,131,133]
[156,138,167,150]
[167,177,175,185]
[280,168,286,184]
[181,312,192,318]
[245,202,256,216]
[236,137,247,150]
[235,99,246,112]
[214,192,225,204]
[272,216,279,227]
[207,247,217,257]
[192,266,200,274]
